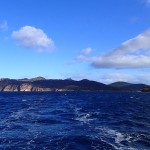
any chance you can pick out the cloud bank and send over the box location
[77,29,150,69]
[11,26,55,52]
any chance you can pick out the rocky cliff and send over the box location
[141,87,150,92]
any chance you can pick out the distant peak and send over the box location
[64,78,73,81]
[30,77,46,81]
[109,81,132,87]
[80,79,89,82]
[0,78,10,81]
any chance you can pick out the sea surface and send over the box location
[0,92,149,150]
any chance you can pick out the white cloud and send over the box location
[11,26,55,52]
[82,47,93,55]
[79,29,150,69]
[73,47,93,63]
[91,55,150,69]
[107,29,150,56]
[0,20,8,31]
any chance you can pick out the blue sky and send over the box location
[1,0,150,84]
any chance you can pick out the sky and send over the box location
[1,0,150,84]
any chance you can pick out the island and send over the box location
[0,77,149,92]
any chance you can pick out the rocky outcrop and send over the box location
[3,85,19,91]
[20,83,33,92]
[142,87,150,92]
[1,83,55,92]
[32,87,53,92]
[19,84,54,92]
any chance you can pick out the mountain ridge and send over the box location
[0,78,149,92]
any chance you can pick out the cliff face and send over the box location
[1,83,54,92]
[3,85,19,91]
[20,84,33,92]
[32,87,53,92]
[142,87,150,92]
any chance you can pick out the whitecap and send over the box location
[22,99,27,102]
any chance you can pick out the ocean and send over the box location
[0,92,149,150]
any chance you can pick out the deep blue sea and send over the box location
[0,92,149,150]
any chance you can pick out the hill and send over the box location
[121,84,149,91]
[109,81,132,87]
[109,81,149,91]
[0,78,117,92]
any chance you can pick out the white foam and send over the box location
[115,132,125,144]
[74,113,94,123]
[94,127,138,150]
